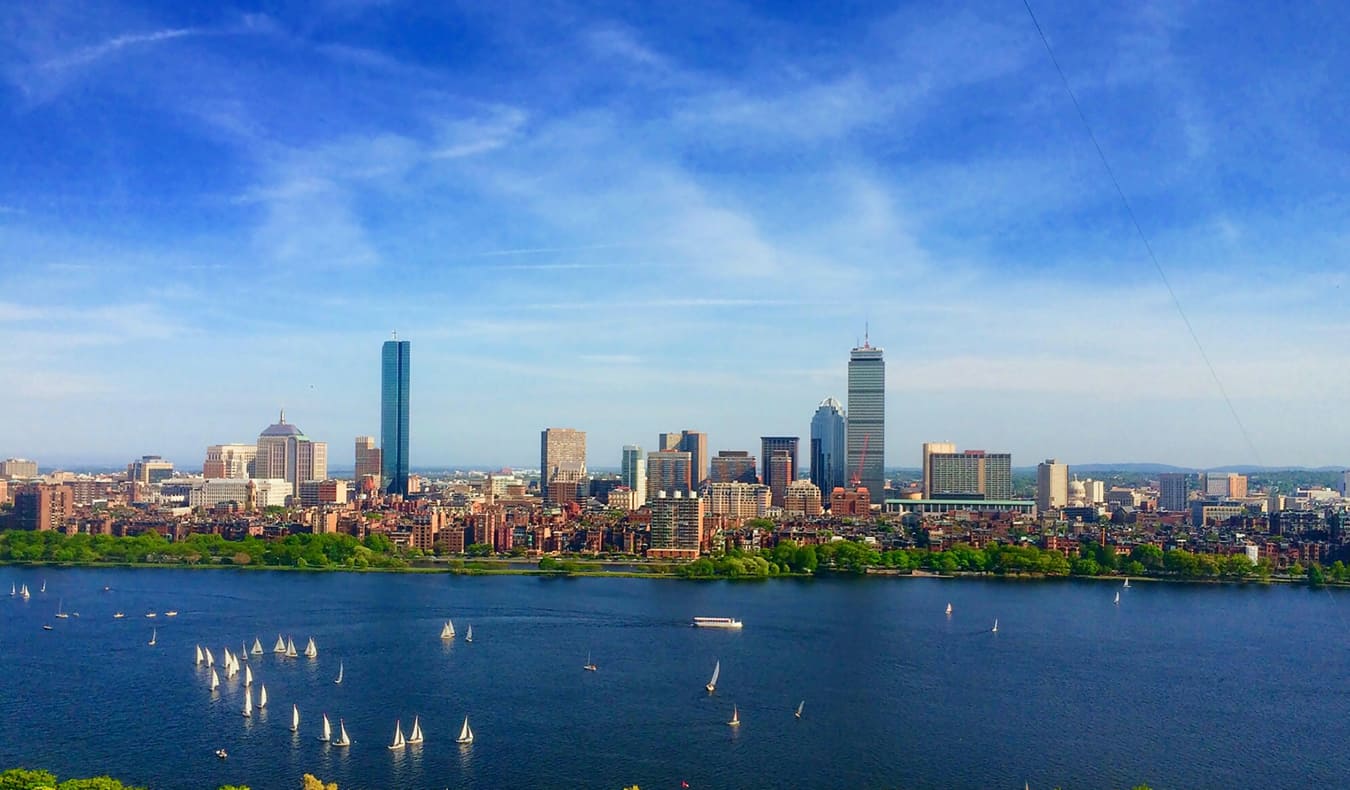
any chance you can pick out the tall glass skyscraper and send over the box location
[846,339,885,502]
[381,339,410,497]
[620,445,646,507]
[810,397,846,497]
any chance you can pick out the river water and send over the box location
[1,568,1345,789]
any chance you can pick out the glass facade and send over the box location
[846,345,885,501]
[381,340,410,496]
[810,397,846,496]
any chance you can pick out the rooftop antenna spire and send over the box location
[864,321,869,348]
[391,330,398,341]
[279,408,285,424]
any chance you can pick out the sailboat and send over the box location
[258,685,268,708]
[407,716,423,745]
[8,583,13,597]
[945,602,953,616]
[54,599,69,619]
[388,720,406,750]
[1114,591,1120,605]
[706,660,720,693]
[728,704,741,727]
[795,700,804,719]
[20,584,30,600]
[1123,578,1131,588]
[206,647,215,668]
[241,641,249,660]
[242,687,253,718]
[583,652,598,671]
[148,628,157,646]
[290,705,300,732]
[40,580,45,593]
[318,714,332,742]
[273,634,286,654]
[113,611,125,619]
[464,625,473,643]
[991,619,999,633]
[196,645,204,665]
[456,715,474,745]
[441,620,455,640]
[286,637,298,658]
[334,661,343,685]
[333,719,351,748]
[304,637,317,659]
[210,669,220,691]
[244,664,253,687]
[252,638,264,655]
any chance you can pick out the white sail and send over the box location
[148,628,156,646]
[334,720,351,747]
[728,704,740,726]
[258,684,268,708]
[1123,578,1130,588]
[21,584,30,599]
[206,647,215,667]
[195,645,203,665]
[319,714,331,742]
[40,580,45,593]
[706,660,720,692]
[389,720,406,750]
[252,637,264,655]
[305,637,317,658]
[210,669,220,691]
[796,700,804,718]
[992,619,999,633]
[274,634,286,653]
[241,642,249,660]
[290,704,300,732]
[457,715,474,744]
[946,602,953,615]
[441,621,453,640]
[465,625,473,642]
[8,583,13,596]
[286,638,297,658]
[1114,592,1120,604]
[408,716,423,744]
[334,661,343,685]
[244,664,253,686]
[242,687,253,717]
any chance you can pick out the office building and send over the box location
[760,436,800,505]
[928,450,1013,500]
[831,486,871,516]
[659,430,708,486]
[1158,473,1190,512]
[381,339,411,497]
[127,455,175,485]
[620,445,647,507]
[706,482,771,519]
[299,479,349,508]
[710,450,758,484]
[255,411,328,497]
[847,339,885,501]
[0,458,38,480]
[13,484,72,531]
[647,491,704,559]
[1037,459,1069,512]
[188,478,291,511]
[646,449,692,499]
[1203,472,1248,499]
[540,428,587,506]
[810,398,846,498]
[1341,471,1350,497]
[203,444,256,479]
[355,436,382,487]
[921,442,957,497]
[784,480,823,516]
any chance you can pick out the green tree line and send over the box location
[0,530,409,570]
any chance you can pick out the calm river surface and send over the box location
[1,569,1347,789]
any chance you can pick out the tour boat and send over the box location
[318,714,332,742]
[148,628,157,646]
[286,637,298,658]
[583,652,598,672]
[728,704,740,727]
[258,685,268,708]
[195,645,203,665]
[407,716,423,745]
[946,603,953,616]
[244,664,253,687]
[290,705,300,733]
[465,625,473,643]
[456,715,474,745]
[113,612,124,619]
[692,616,743,629]
[242,687,253,718]
[388,720,406,750]
[274,634,286,654]
[165,610,178,617]
[210,669,220,691]
[1114,591,1120,605]
[441,620,455,640]
[334,661,343,685]
[252,638,264,655]
[795,700,804,719]
[54,599,69,619]
[333,719,351,748]
[304,637,317,659]
[991,619,999,633]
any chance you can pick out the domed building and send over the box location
[255,410,327,497]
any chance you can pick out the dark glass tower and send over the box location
[810,397,846,497]
[381,339,410,497]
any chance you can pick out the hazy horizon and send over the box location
[2,2,1347,469]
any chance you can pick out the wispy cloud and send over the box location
[38,28,203,72]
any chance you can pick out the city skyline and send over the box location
[1,3,1349,468]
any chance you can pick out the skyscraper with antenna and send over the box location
[846,330,884,503]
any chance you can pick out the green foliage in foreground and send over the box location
[0,768,145,790]
[0,530,409,570]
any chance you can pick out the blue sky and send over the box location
[1,1,1347,471]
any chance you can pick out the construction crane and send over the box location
[849,433,869,489]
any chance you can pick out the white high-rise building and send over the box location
[846,338,885,502]
[921,442,957,497]
[1037,459,1069,511]
[620,445,647,507]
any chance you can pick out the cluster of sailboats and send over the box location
[440,619,473,642]
[703,658,805,727]
[9,579,43,599]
